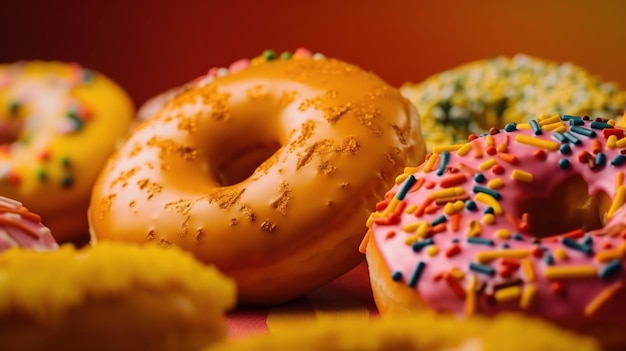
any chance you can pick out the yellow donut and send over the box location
[207,313,601,351]
[0,242,236,351]
[0,61,134,244]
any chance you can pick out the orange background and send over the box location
[1,1,624,107]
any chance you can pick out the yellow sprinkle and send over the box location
[541,122,565,131]
[430,187,465,199]
[584,282,624,316]
[616,137,626,149]
[394,173,410,184]
[520,284,537,309]
[416,221,430,238]
[403,166,421,174]
[495,229,511,239]
[543,265,597,279]
[538,114,561,126]
[494,286,522,303]
[607,135,618,149]
[402,222,422,233]
[426,245,439,257]
[250,56,266,66]
[478,158,497,171]
[468,220,481,237]
[496,143,508,153]
[449,267,465,279]
[366,214,375,228]
[536,113,549,122]
[423,153,439,173]
[456,143,472,157]
[444,200,465,215]
[511,169,534,183]
[485,135,495,147]
[516,122,531,130]
[515,134,560,151]
[433,144,467,153]
[465,274,477,316]
[553,125,567,134]
[476,249,530,263]
[487,178,504,190]
[404,235,418,245]
[405,204,417,214]
[475,192,503,215]
[522,259,535,283]
[482,213,495,224]
[607,185,626,219]
[382,198,400,215]
[595,248,625,263]
[616,172,624,191]
[554,248,569,261]
[608,119,616,126]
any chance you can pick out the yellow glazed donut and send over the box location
[0,242,236,351]
[363,114,626,350]
[89,49,425,305]
[401,54,626,148]
[0,61,134,244]
[206,313,600,351]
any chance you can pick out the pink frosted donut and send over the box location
[363,114,626,349]
[0,195,57,252]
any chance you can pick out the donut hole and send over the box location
[215,142,281,186]
[517,175,611,238]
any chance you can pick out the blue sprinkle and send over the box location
[431,215,447,226]
[472,186,502,200]
[513,233,524,241]
[483,206,495,214]
[559,144,571,154]
[552,132,568,143]
[530,119,542,135]
[412,238,434,252]
[396,175,417,200]
[571,126,597,138]
[544,254,554,265]
[569,118,584,126]
[611,154,626,166]
[501,243,510,249]
[595,152,606,168]
[561,114,581,121]
[407,261,427,287]
[436,151,450,176]
[391,271,403,282]
[590,121,613,129]
[451,238,460,243]
[467,237,494,246]
[465,200,477,211]
[558,158,570,169]
[563,132,582,145]
[504,123,517,132]
[599,260,622,280]
[541,246,550,252]
[469,262,495,276]
[561,237,593,256]
[480,132,488,137]
[583,234,593,246]
[474,173,486,183]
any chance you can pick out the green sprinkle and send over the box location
[280,51,292,60]
[262,50,277,61]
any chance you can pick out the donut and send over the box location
[88,49,425,305]
[0,242,236,351]
[362,114,626,350]
[207,313,600,351]
[401,54,626,148]
[0,61,135,244]
[0,195,57,252]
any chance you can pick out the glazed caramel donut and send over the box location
[0,242,235,351]
[89,49,425,305]
[0,61,134,244]
[363,114,626,350]
[401,54,626,148]
[0,195,57,252]
[207,313,600,351]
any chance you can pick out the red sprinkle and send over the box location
[385,230,396,239]
[499,266,514,278]
[492,164,505,175]
[592,140,602,154]
[533,149,547,160]
[439,173,468,188]
[444,274,467,299]
[562,228,585,239]
[445,243,462,257]
[424,181,436,189]
[603,128,624,139]
[500,258,521,269]
[578,151,590,163]
[375,199,390,211]
[551,281,566,296]
[531,246,543,258]
[486,146,497,155]
[468,133,479,141]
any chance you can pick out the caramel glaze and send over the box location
[89,57,425,305]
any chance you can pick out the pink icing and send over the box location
[0,196,58,253]
[370,115,626,329]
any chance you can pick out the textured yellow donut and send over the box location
[0,61,134,244]
[0,242,236,351]
[207,313,600,351]
[402,54,626,148]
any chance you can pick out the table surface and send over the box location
[226,261,378,339]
